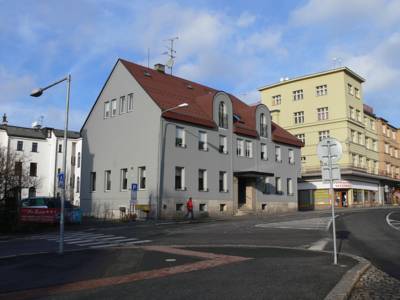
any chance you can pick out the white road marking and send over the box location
[255,216,335,231]
[308,238,330,251]
[386,212,400,231]
[26,231,152,249]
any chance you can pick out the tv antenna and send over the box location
[162,36,178,75]
[332,57,342,69]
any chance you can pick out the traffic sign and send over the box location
[317,138,343,164]
[130,183,138,205]
[322,164,341,182]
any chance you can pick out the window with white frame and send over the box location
[288,149,294,164]
[272,94,281,105]
[237,139,244,156]
[175,126,185,147]
[275,177,282,194]
[395,149,398,158]
[317,107,329,121]
[392,131,396,140]
[293,89,303,101]
[358,132,363,145]
[198,169,207,191]
[261,143,267,160]
[120,168,128,191]
[260,113,268,138]
[90,172,96,192]
[390,147,393,157]
[219,135,227,154]
[318,130,330,141]
[245,141,252,158]
[218,102,228,129]
[355,87,360,98]
[287,178,293,195]
[275,146,281,162]
[127,93,134,111]
[198,131,207,151]
[175,167,185,190]
[294,111,304,124]
[104,101,110,118]
[349,106,355,119]
[219,171,228,192]
[386,163,391,174]
[105,170,111,191]
[316,84,327,96]
[351,130,357,143]
[111,99,117,117]
[138,167,146,189]
[373,140,378,151]
[352,154,358,167]
[119,96,126,114]
[295,134,305,144]
[348,83,353,95]
[383,125,386,134]
[385,143,389,154]
[356,110,361,122]
[371,120,375,130]
[31,142,38,153]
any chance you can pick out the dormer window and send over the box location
[260,113,268,138]
[218,102,228,129]
[233,114,241,123]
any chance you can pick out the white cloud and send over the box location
[291,0,400,28]
[237,12,256,28]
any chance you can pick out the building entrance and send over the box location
[237,178,254,209]
[335,190,348,207]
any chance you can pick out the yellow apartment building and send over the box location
[259,67,397,209]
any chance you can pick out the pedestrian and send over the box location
[185,197,194,220]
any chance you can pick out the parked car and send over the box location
[20,197,81,224]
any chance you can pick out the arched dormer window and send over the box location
[260,113,268,138]
[219,102,228,129]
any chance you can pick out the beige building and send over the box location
[259,67,398,209]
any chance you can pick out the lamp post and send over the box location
[30,74,71,254]
[156,103,189,220]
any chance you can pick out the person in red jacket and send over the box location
[185,197,194,220]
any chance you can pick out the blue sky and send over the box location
[1,0,400,130]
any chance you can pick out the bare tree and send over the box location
[0,146,41,229]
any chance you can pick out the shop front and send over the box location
[298,179,382,210]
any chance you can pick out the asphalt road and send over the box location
[334,208,400,279]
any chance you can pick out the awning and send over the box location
[234,171,274,178]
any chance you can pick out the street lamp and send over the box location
[156,102,189,219]
[30,74,71,254]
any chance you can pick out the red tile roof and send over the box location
[120,59,303,147]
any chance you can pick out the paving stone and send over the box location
[349,265,400,299]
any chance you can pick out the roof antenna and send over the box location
[162,36,178,75]
[147,48,150,69]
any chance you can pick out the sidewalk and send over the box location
[0,245,358,300]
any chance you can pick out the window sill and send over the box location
[138,188,147,191]
[275,192,284,195]
[198,148,209,152]
[105,190,111,193]
[261,158,268,161]
[175,187,187,191]
[276,160,282,163]
[176,144,187,149]
[199,188,209,192]
[219,190,229,193]
[219,151,229,155]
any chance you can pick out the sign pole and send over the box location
[328,140,338,265]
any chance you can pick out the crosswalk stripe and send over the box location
[77,238,139,247]
[90,240,152,249]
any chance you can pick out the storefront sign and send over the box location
[333,180,352,189]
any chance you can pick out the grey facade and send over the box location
[81,60,302,219]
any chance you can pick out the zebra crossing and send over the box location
[255,216,334,231]
[27,231,151,249]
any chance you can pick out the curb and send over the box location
[324,254,371,300]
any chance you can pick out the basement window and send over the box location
[199,204,207,212]
[219,204,227,212]
[261,203,267,210]
[176,203,184,211]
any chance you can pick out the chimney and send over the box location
[2,113,7,126]
[154,63,165,73]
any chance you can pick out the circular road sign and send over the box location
[317,138,343,164]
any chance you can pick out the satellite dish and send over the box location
[166,58,174,68]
